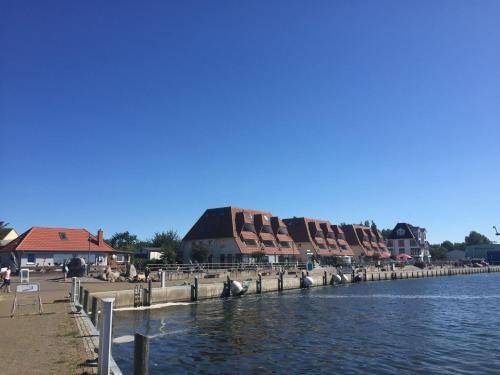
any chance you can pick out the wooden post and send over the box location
[79,286,84,305]
[83,289,90,313]
[134,333,150,375]
[147,279,152,306]
[98,298,114,375]
[91,297,98,327]
[323,271,327,286]
[256,273,262,294]
[194,276,199,300]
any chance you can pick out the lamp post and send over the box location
[88,235,91,276]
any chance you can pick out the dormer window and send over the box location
[315,230,324,238]
[318,244,327,249]
[261,225,273,234]
[242,223,256,232]
[277,227,289,235]
[280,241,291,248]
[397,228,406,237]
[262,240,275,247]
[337,233,345,240]
[244,239,258,246]
[326,232,336,239]
[328,244,337,250]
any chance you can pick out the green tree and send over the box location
[152,230,182,262]
[380,229,392,238]
[465,231,491,246]
[370,221,378,232]
[108,231,138,252]
[430,245,448,260]
[0,221,9,229]
[190,243,209,263]
[441,241,454,251]
[364,220,370,227]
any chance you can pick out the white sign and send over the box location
[16,283,39,293]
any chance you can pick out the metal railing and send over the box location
[143,262,309,272]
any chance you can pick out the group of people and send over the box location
[0,265,12,293]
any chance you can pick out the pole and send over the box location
[98,298,114,375]
[91,297,98,327]
[160,271,166,288]
[134,333,150,375]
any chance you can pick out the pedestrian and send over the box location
[1,266,12,293]
[144,266,151,281]
[63,261,69,281]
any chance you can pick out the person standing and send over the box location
[1,266,12,293]
[144,266,151,281]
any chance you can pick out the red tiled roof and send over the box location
[0,227,114,253]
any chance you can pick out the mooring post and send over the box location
[83,289,90,313]
[98,298,114,375]
[323,271,327,286]
[134,333,150,375]
[71,277,77,303]
[257,273,262,294]
[91,297,98,327]
[79,285,84,305]
[195,276,199,300]
[147,279,152,306]
[300,271,305,288]
[160,271,166,288]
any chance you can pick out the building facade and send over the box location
[341,224,391,263]
[0,228,18,247]
[0,227,114,269]
[181,207,300,264]
[283,218,354,263]
[386,223,431,261]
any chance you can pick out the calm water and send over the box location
[113,273,500,374]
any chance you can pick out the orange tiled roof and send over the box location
[0,227,113,253]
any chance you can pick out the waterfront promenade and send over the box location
[0,276,95,374]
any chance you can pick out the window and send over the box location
[398,248,405,254]
[59,232,68,240]
[280,241,291,248]
[387,240,393,247]
[397,228,406,237]
[410,239,417,246]
[318,244,327,249]
[244,239,258,246]
[411,248,421,256]
[326,232,336,239]
[262,240,275,247]
[277,227,289,235]
[337,233,346,240]
[242,223,256,232]
[27,254,36,264]
[315,230,324,238]
[328,244,337,250]
[261,225,273,234]
[340,245,348,250]
[398,240,405,247]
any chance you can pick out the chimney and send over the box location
[97,229,104,246]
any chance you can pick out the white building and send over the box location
[387,223,431,262]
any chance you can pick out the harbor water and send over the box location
[112,272,500,374]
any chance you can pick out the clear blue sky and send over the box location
[2,1,499,244]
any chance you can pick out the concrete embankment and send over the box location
[79,266,500,312]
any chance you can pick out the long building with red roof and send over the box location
[0,227,114,269]
[181,207,300,264]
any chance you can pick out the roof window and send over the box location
[59,232,68,240]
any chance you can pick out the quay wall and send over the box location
[84,266,500,310]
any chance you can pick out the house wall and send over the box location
[387,239,430,259]
[17,252,108,267]
[181,238,241,263]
